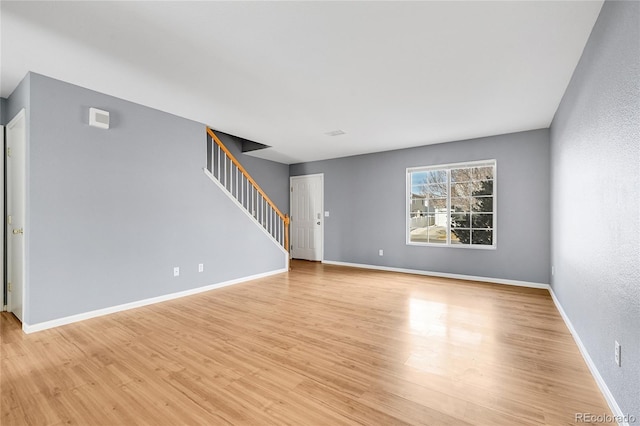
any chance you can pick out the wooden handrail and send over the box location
[285,216,289,254]
[208,127,284,220]
[207,127,290,252]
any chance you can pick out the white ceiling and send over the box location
[1,1,603,164]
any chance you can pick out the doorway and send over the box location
[0,124,3,312]
[6,109,26,322]
[289,174,324,261]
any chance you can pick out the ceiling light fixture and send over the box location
[325,130,346,137]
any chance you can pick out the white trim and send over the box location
[322,260,549,289]
[407,158,496,173]
[406,241,497,250]
[23,267,288,334]
[203,168,288,258]
[548,288,628,426]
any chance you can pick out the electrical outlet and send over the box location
[615,341,621,366]
[551,266,555,276]
[173,267,180,277]
[379,249,384,256]
[198,263,204,273]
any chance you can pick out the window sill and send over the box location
[406,241,497,250]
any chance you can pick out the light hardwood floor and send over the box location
[1,261,611,425]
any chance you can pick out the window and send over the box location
[407,160,496,248]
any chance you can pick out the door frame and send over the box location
[0,124,3,311]
[289,173,324,262]
[6,108,27,322]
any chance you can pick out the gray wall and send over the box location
[213,131,289,215]
[291,129,550,284]
[550,0,639,419]
[18,73,286,325]
[0,97,7,125]
[5,74,30,126]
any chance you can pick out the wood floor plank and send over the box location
[0,260,611,425]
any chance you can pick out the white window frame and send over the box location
[406,159,497,249]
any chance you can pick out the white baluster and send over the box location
[217,145,221,181]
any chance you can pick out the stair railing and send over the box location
[206,127,289,252]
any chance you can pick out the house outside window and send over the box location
[407,160,496,248]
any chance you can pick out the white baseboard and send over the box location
[548,289,628,426]
[322,260,550,289]
[23,268,288,334]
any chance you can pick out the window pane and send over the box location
[409,227,429,243]
[472,166,494,181]
[472,196,493,212]
[451,182,472,197]
[472,230,493,245]
[430,198,447,210]
[408,161,495,248]
[451,229,470,244]
[451,168,472,183]
[409,212,429,229]
[450,213,470,228]
[425,170,447,183]
[471,180,493,196]
[410,197,426,213]
[411,171,427,187]
[426,184,447,198]
[471,213,493,229]
[428,226,447,244]
[451,197,470,212]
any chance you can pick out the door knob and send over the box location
[13,228,23,235]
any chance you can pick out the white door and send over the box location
[290,174,323,261]
[6,109,26,322]
[0,125,3,311]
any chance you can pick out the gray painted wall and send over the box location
[0,97,7,125]
[18,73,286,325]
[291,129,550,284]
[213,131,289,214]
[5,74,30,126]
[550,0,639,419]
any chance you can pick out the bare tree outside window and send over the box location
[408,162,495,247]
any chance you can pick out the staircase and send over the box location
[204,127,290,252]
